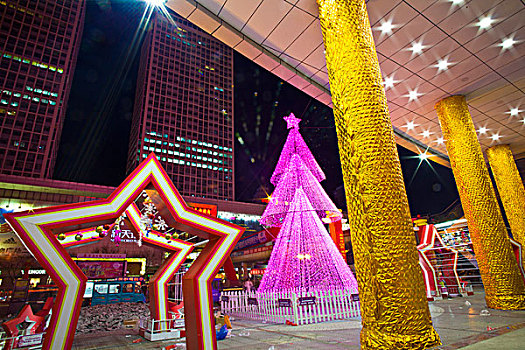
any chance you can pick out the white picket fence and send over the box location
[220,290,360,325]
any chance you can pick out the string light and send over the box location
[258,188,358,293]
[258,114,357,294]
[270,116,325,186]
[260,154,341,226]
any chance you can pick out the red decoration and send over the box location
[2,304,45,348]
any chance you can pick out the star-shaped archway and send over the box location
[4,154,244,350]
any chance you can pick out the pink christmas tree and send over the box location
[260,154,341,227]
[258,187,358,293]
[258,113,357,294]
[261,114,341,226]
[270,113,325,186]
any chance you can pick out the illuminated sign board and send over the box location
[188,203,217,217]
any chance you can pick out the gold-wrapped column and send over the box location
[317,0,440,348]
[486,144,525,266]
[435,96,525,309]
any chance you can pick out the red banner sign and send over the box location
[188,203,218,217]
[329,220,347,263]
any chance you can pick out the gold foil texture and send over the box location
[486,144,525,267]
[317,0,441,348]
[435,96,525,309]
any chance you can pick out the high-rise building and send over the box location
[0,0,86,178]
[128,11,234,200]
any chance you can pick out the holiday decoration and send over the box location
[114,234,121,247]
[261,154,341,226]
[435,95,525,309]
[317,0,440,347]
[2,304,45,349]
[270,114,325,186]
[259,188,357,293]
[4,154,244,350]
[259,113,355,295]
[486,144,525,268]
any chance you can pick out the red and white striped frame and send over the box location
[4,154,244,350]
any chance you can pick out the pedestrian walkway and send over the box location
[72,289,525,349]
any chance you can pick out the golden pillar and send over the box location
[486,144,525,265]
[435,95,525,309]
[317,0,440,348]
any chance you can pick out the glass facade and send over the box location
[0,0,86,178]
[127,12,234,200]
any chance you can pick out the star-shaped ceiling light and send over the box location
[283,113,301,129]
[5,153,244,350]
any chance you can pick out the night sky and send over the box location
[54,0,459,217]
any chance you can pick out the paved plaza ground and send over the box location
[72,289,525,349]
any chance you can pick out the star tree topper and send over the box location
[284,113,301,129]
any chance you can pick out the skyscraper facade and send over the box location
[0,0,86,178]
[128,12,234,200]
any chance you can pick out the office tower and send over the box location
[127,12,234,200]
[0,0,86,178]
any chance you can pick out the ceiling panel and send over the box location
[243,0,292,42]
[212,25,243,47]
[197,0,227,15]
[188,7,221,32]
[218,0,263,31]
[366,0,400,26]
[263,7,315,53]
[303,43,327,72]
